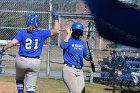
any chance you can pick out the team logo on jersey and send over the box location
[72,44,83,50]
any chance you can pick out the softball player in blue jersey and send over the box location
[60,22,93,93]
[0,12,59,93]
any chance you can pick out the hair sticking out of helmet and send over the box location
[71,22,84,39]
[26,14,39,28]
[27,26,36,33]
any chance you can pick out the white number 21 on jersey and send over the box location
[26,38,38,49]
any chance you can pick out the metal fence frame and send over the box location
[0,1,140,86]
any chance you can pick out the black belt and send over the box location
[20,55,40,59]
[66,64,82,69]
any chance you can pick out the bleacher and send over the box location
[91,50,140,87]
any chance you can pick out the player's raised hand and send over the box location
[64,26,72,35]
[63,26,72,42]
[52,12,59,20]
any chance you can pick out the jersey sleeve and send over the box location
[60,40,68,49]
[41,29,51,39]
[14,30,23,42]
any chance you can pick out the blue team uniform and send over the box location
[15,29,51,58]
[60,37,88,68]
[0,13,59,93]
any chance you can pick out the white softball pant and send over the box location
[131,71,140,85]
[62,64,85,93]
[15,57,41,92]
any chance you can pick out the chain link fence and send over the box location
[0,0,51,77]
[0,0,94,78]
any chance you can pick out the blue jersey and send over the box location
[15,29,51,57]
[60,37,88,66]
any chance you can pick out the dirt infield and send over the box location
[0,81,16,93]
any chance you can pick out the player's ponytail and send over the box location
[27,26,36,33]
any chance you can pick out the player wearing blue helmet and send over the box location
[26,14,39,28]
[0,12,59,93]
[60,22,94,93]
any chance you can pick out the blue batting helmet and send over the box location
[26,14,39,27]
[71,22,84,31]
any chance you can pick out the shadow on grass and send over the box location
[120,90,140,93]
[104,86,140,93]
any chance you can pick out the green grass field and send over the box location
[0,76,139,93]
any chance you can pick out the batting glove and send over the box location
[0,48,5,55]
[52,12,59,20]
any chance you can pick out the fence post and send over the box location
[46,0,53,78]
